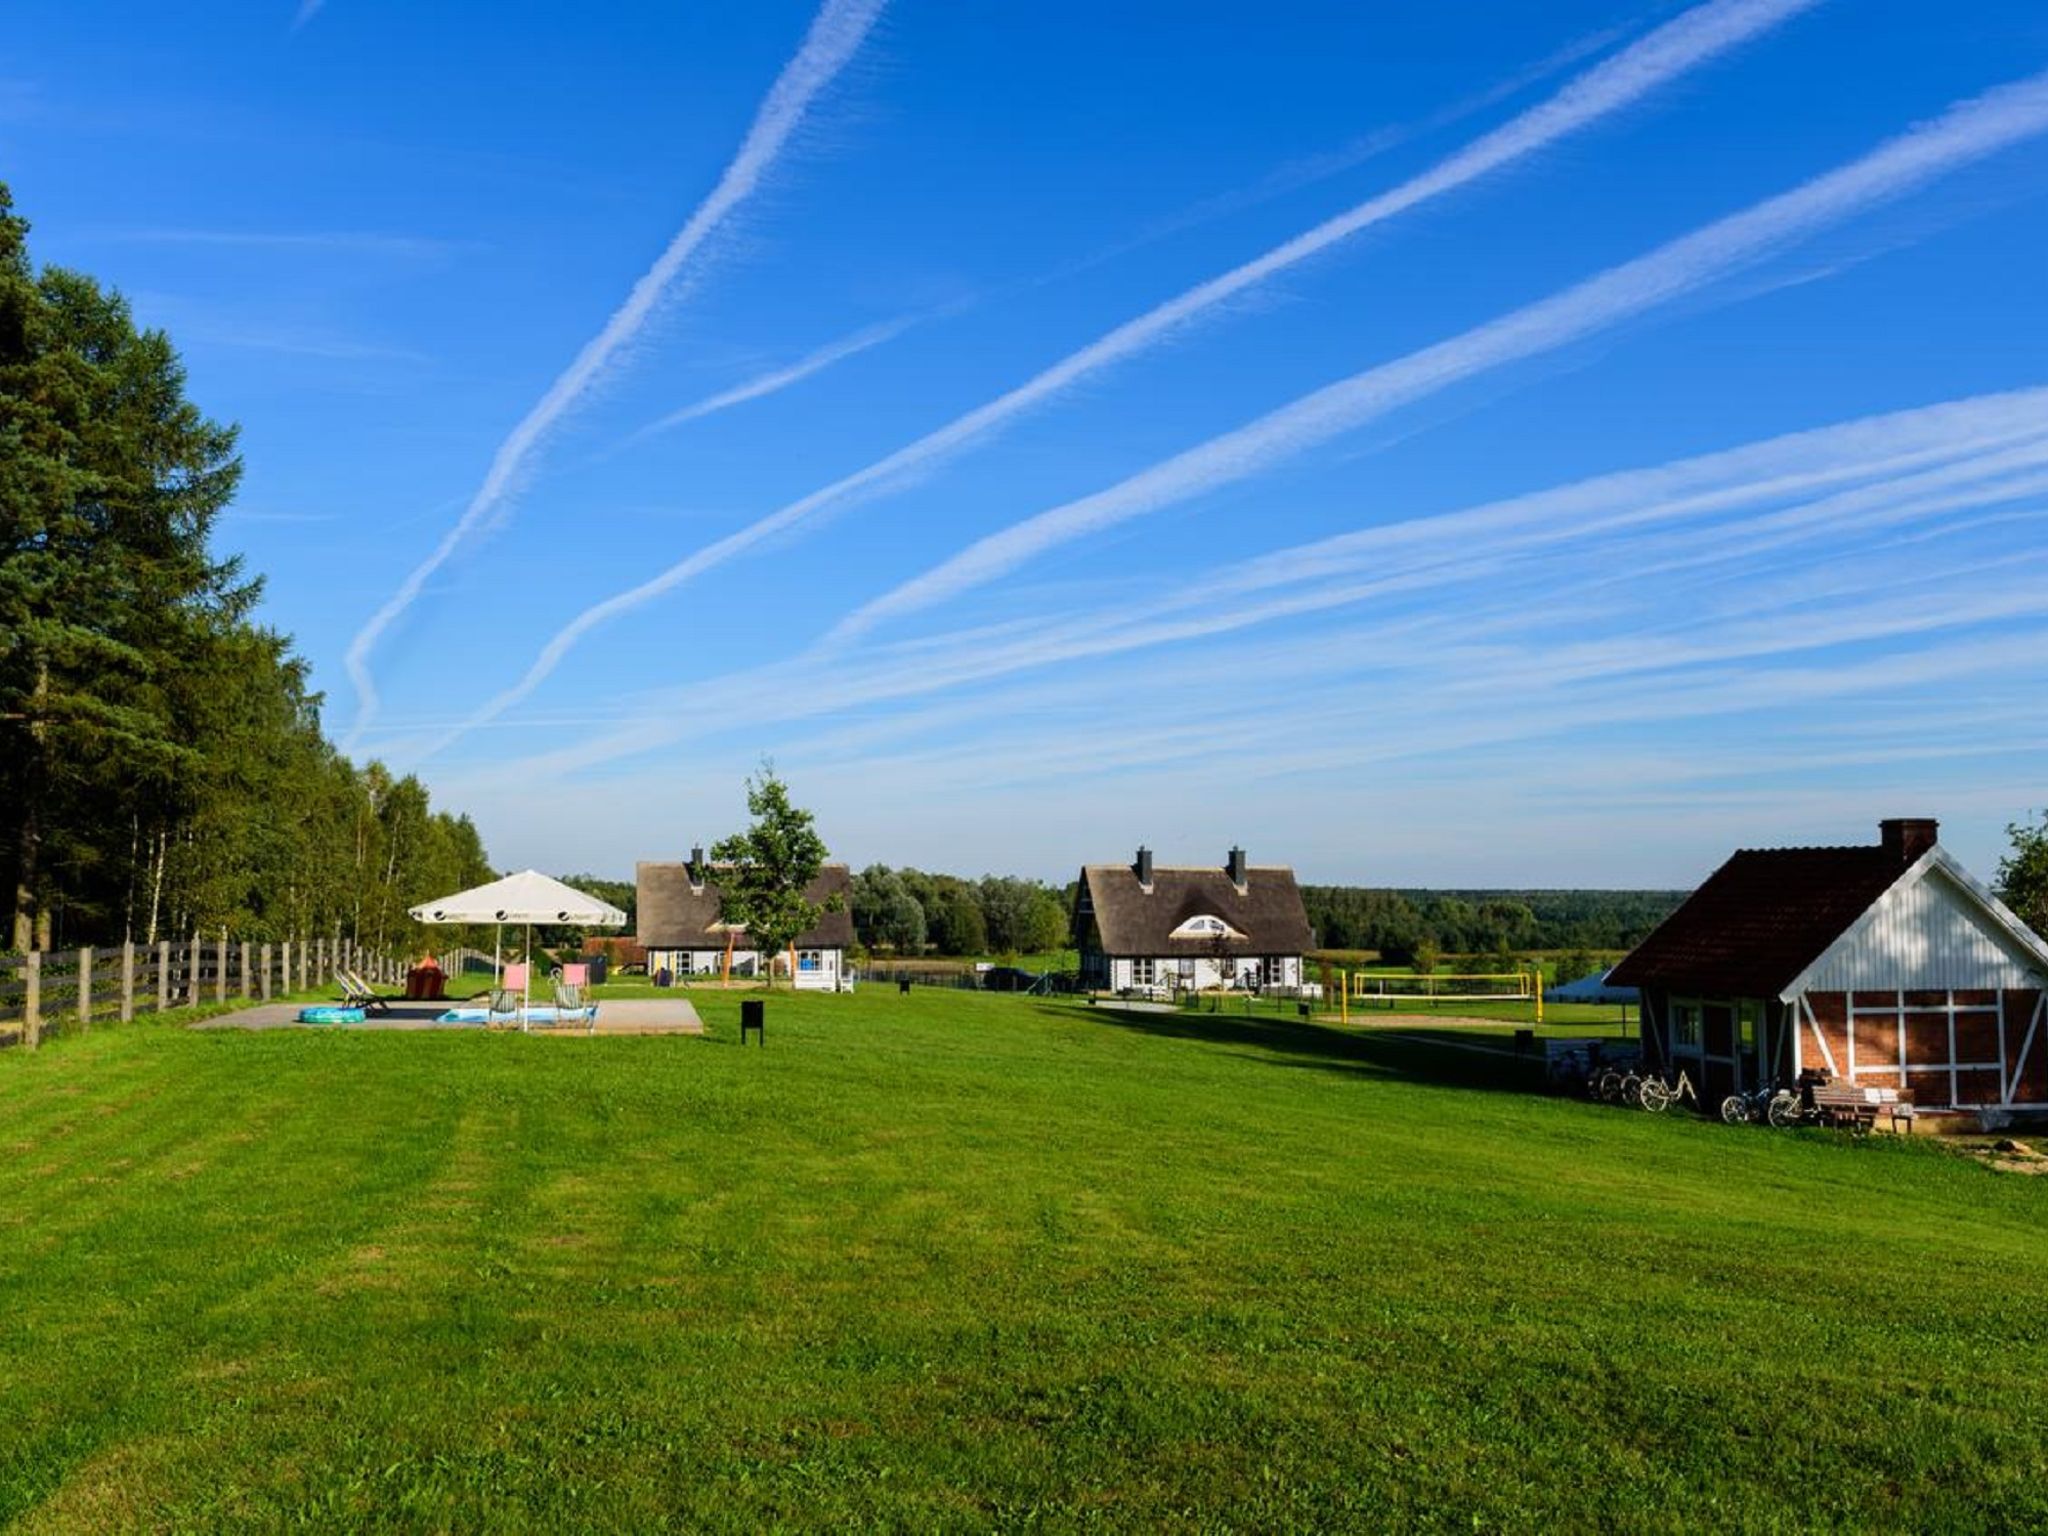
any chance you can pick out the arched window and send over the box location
[1169,914,1245,940]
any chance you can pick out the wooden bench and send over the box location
[1810,1081,1915,1134]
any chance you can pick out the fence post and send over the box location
[157,940,170,1015]
[190,933,202,1003]
[121,941,135,1023]
[78,946,93,1030]
[216,934,228,1004]
[283,939,293,997]
[259,943,272,1001]
[23,950,40,1049]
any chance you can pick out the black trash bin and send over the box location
[586,953,608,985]
[741,998,765,1046]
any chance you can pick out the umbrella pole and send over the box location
[523,922,532,1032]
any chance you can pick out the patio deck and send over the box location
[196,997,704,1036]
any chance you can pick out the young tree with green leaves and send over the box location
[710,766,838,987]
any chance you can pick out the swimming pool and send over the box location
[436,1006,595,1026]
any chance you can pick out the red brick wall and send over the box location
[1802,988,2045,1107]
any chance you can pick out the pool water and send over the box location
[436,1006,594,1025]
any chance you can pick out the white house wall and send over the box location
[1109,956,1301,990]
[1802,865,2048,993]
[649,948,842,989]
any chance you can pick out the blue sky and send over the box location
[8,0,2048,887]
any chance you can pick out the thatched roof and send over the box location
[1079,863,1313,956]
[636,862,854,950]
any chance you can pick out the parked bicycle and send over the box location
[1636,1068,1698,1113]
[1719,1083,1798,1126]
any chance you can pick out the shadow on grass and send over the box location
[1044,1001,1548,1099]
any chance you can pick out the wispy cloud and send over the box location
[89,227,459,258]
[830,68,2048,642]
[618,313,919,445]
[407,385,2048,781]
[293,0,326,29]
[339,0,888,750]
[126,291,430,363]
[420,0,1821,754]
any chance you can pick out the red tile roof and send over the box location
[1608,845,1911,998]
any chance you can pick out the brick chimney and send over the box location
[1134,846,1154,891]
[1880,818,1938,865]
[1226,846,1248,890]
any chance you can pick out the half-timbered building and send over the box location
[1610,819,2048,1113]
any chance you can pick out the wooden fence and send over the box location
[0,939,482,1050]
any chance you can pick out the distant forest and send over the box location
[1302,887,1684,963]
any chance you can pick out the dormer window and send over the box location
[1170,914,1245,940]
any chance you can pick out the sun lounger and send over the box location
[335,969,391,1014]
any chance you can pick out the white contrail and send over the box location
[831,67,2048,642]
[431,386,2048,779]
[293,0,325,27]
[340,0,887,747]
[619,314,917,445]
[423,0,1820,754]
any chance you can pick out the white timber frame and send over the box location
[1790,986,2047,1108]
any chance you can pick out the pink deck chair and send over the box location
[552,963,597,1032]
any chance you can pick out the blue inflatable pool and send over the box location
[298,1006,366,1025]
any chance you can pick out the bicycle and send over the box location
[1719,1084,1797,1126]
[1637,1069,1697,1113]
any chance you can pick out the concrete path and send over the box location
[195,997,703,1036]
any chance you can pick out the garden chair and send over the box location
[488,964,528,1031]
[551,963,597,1034]
[335,969,391,1015]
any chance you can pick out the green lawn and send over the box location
[5,992,2048,1531]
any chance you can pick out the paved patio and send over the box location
[196,997,704,1036]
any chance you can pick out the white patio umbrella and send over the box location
[408,870,626,1023]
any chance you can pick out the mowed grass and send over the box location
[5,995,2048,1531]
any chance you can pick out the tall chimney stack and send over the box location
[1134,846,1154,890]
[1880,818,1938,865]
[688,845,706,890]
[1227,846,1247,889]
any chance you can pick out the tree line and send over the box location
[1,184,494,955]
[850,866,1072,958]
[1301,886,1686,964]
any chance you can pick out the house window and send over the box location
[1168,914,1246,941]
[1674,1003,1701,1048]
[1132,957,1157,986]
[798,950,822,973]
